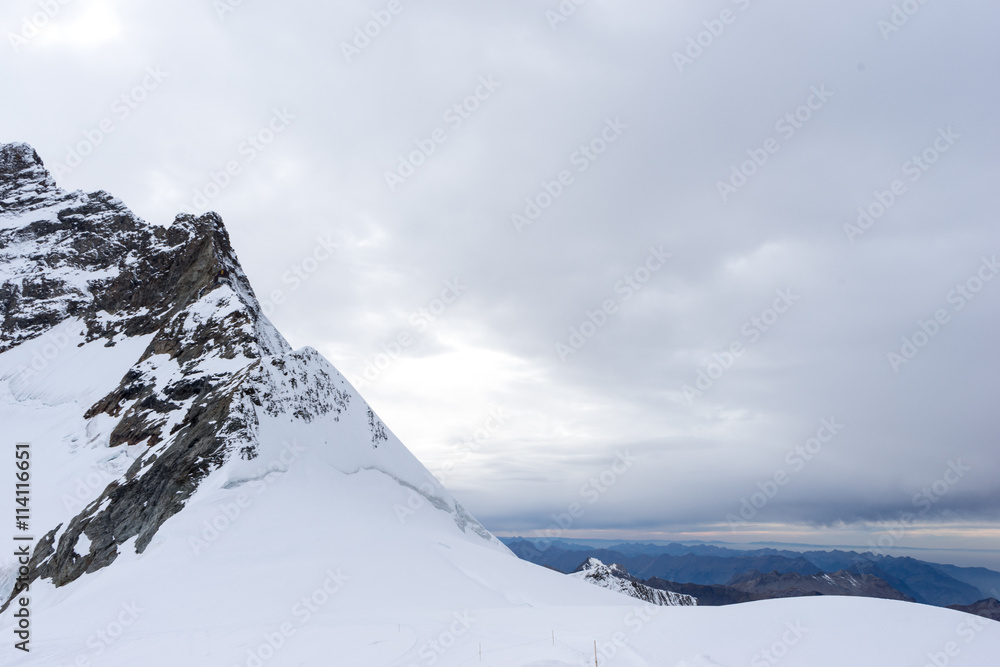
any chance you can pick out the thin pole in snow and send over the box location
[594,640,599,666]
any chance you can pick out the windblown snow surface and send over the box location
[0,144,998,666]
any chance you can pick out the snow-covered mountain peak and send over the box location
[572,557,698,607]
[0,142,74,217]
[0,142,497,609]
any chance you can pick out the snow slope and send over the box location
[1,142,998,665]
[3,458,998,667]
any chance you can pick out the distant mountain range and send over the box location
[565,557,915,608]
[724,569,914,601]
[503,538,1000,613]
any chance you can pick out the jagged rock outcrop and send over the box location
[643,577,760,606]
[1,142,444,609]
[571,558,697,606]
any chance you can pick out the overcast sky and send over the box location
[3,0,999,564]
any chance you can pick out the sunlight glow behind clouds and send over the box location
[37,1,123,49]
[2,0,997,561]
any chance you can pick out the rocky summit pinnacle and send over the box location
[0,142,70,213]
[2,143,467,610]
[0,143,281,357]
[0,142,42,174]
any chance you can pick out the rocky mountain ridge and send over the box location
[570,557,697,606]
[0,142,492,610]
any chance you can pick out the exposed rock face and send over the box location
[571,558,697,606]
[0,143,75,216]
[0,142,384,608]
[1,142,280,357]
[643,577,759,606]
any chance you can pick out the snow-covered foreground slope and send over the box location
[1,142,998,666]
[5,476,999,667]
[3,417,999,667]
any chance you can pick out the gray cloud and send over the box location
[3,0,998,557]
